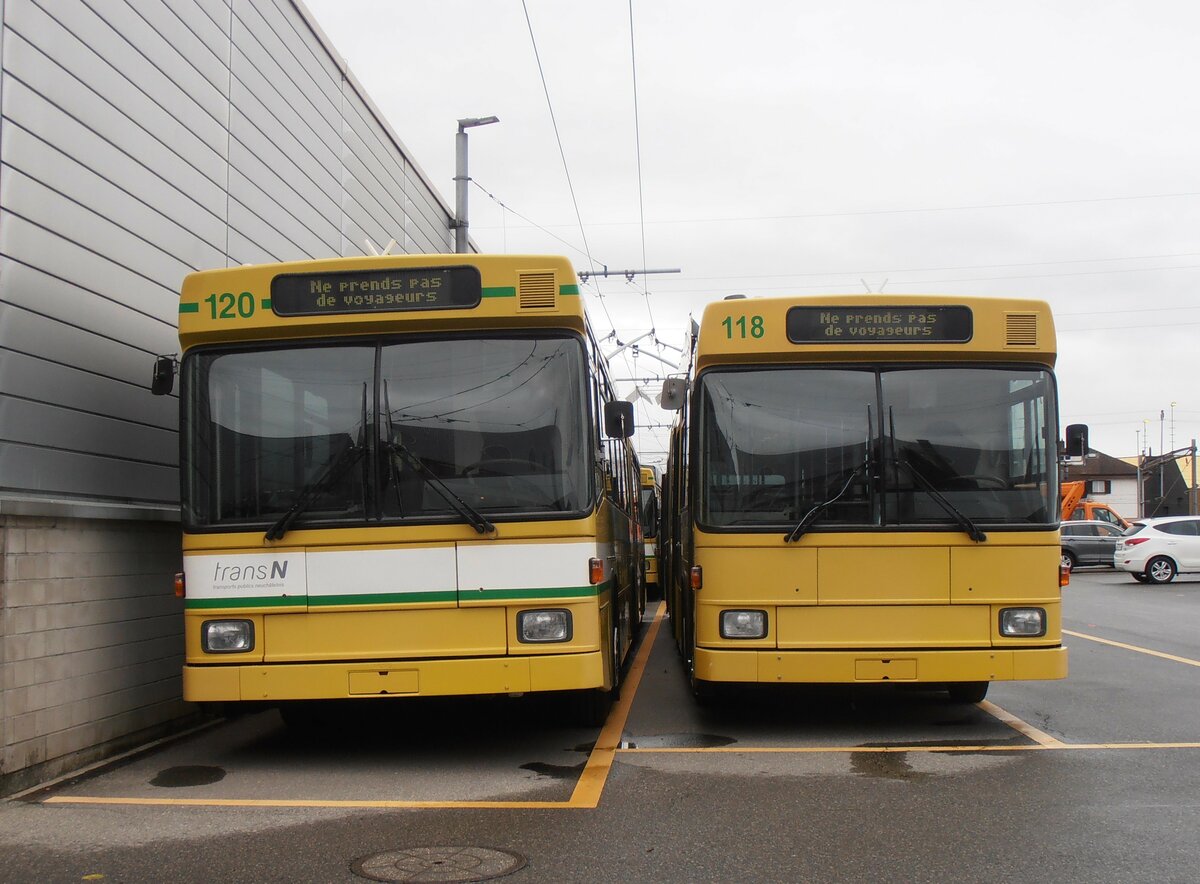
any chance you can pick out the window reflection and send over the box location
[697,366,1055,530]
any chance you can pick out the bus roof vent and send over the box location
[1006,312,1038,347]
[519,271,556,309]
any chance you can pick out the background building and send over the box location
[0,0,456,794]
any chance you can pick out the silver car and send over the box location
[1060,519,1124,571]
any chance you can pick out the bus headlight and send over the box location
[999,608,1046,637]
[202,619,254,653]
[720,610,767,639]
[517,609,573,643]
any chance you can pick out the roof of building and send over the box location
[1065,449,1139,480]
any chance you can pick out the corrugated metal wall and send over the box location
[0,0,455,511]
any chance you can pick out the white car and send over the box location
[1114,516,1200,584]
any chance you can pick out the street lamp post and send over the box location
[454,116,499,253]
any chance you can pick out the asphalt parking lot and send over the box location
[2,569,1197,883]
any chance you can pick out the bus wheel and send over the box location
[947,682,989,704]
[686,618,717,705]
[570,625,621,727]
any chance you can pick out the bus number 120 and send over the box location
[722,315,765,339]
[204,292,256,319]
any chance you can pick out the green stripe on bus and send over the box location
[185,583,605,610]
[179,303,200,314]
[185,596,303,610]
[482,287,516,298]
[468,585,600,601]
[261,299,272,309]
[559,285,580,296]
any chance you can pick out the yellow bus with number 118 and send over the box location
[660,294,1069,702]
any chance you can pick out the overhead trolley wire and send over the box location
[520,0,619,334]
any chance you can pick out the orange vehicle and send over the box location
[1060,481,1129,528]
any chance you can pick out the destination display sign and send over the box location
[786,305,973,344]
[271,266,482,316]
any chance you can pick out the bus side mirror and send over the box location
[659,377,687,411]
[151,356,176,396]
[1065,424,1089,458]
[604,400,635,438]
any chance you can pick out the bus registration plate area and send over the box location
[348,669,419,695]
[854,658,917,681]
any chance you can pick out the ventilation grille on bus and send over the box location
[519,272,556,309]
[1005,313,1038,347]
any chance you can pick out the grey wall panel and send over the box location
[5,4,228,181]
[227,196,307,263]
[1,262,178,359]
[1,43,228,219]
[4,171,196,295]
[0,304,166,392]
[0,350,176,430]
[232,0,339,131]
[0,396,178,467]
[176,0,232,39]
[254,0,341,108]
[126,0,233,99]
[229,54,340,174]
[3,125,225,271]
[228,168,333,260]
[56,0,230,131]
[226,95,340,214]
[339,119,408,227]
[0,441,177,502]
[227,139,340,254]
[1,85,228,252]
[227,109,341,225]
[225,227,281,268]
[340,171,403,250]
[0,214,179,327]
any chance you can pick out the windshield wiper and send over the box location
[265,386,368,542]
[784,461,867,543]
[888,409,986,543]
[383,382,495,536]
[784,406,874,544]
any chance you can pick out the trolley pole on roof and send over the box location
[454,116,499,253]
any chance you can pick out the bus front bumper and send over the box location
[694,646,1067,684]
[184,650,604,702]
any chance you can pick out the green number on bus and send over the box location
[204,292,256,319]
[722,315,765,339]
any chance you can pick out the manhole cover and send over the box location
[352,847,526,883]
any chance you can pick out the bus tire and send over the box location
[947,682,989,703]
[570,624,621,727]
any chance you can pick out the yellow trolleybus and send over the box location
[152,254,643,722]
[639,467,661,598]
[661,295,1068,702]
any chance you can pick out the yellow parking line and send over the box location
[979,700,1065,747]
[568,601,665,808]
[44,796,567,809]
[1064,629,1200,668]
[616,742,1200,754]
[44,603,666,812]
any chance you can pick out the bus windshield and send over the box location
[697,365,1056,530]
[183,336,591,529]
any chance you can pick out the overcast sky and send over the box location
[303,0,1200,467]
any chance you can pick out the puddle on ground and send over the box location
[150,765,226,787]
[519,761,586,779]
[618,733,737,749]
